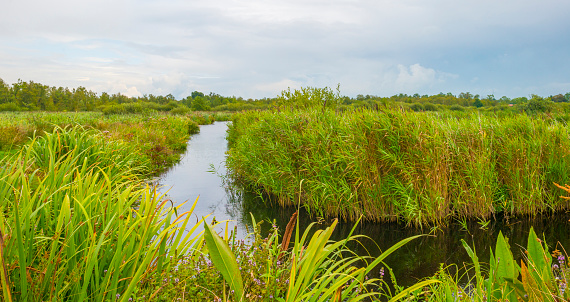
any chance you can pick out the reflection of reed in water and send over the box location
[226,185,570,287]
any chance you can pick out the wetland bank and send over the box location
[2,84,570,301]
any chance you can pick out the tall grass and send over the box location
[0,111,231,173]
[0,126,203,301]
[226,108,570,225]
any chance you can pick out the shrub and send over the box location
[0,102,24,111]
[423,102,437,111]
[410,102,424,112]
[170,105,191,115]
[449,104,465,111]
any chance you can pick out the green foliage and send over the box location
[0,102,24,112]
[410,102,424,112]
[0,111,231,174]
[0,126,202,301]
[276,85,342,111]
[191,96,211,111]
[0,111,449,302]
[449,104,465,111]
[423,102,437,111]
[524,95,552,114]
[187,119,200,134]
[2,78,569,115]
[169,105,191,115]
[204,222,244,301]
[227,108,570,225]
[473,99,484,108]
[429,228,569,302]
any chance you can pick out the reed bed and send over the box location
[0,125,432,302]
[226,108,570,225]
[0,126,203,301]
[0,111,230,173]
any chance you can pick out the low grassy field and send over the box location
[226,108,570,225]
[0,111,231,173]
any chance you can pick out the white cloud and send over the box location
[126,86,142,97]
[395,64,437,90]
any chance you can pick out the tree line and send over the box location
[1,78,569,113]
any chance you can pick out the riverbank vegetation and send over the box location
[0,126,206,301]
[226,87,570,226]
[0,125,437,301]
[1,107,570,301]
[0,111,230,173]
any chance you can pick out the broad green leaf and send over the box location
[526,227,546,273]
[204,221,244,301]
[495,231,516,280]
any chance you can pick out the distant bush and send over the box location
[212,102,257,111]
[525,96,552,114]
[170,106,191,115]
[276,85,342,110]
[101,102,190,115]
[423,102,437,111]
[410,103,424,112]
[449,104,465,111]
[0,102,25,112]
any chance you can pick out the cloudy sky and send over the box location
[1,0,569,99]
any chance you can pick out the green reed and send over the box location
[0,121,500,302]
[0,111,231,173]
[0,126,203,301]
[226,108,570,225]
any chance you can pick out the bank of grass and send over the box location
[0,126,206,301]
[226,108,570,226]
[0,111,231,173]
[0,125,437,302]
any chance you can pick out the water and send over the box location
[158,121,570,286]
[157,121,248,238]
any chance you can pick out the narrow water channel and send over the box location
[158,121,570,287]
[156,121,249,238]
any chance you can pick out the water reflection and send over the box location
[227,188,570,286]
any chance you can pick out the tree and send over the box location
[0,78,13,104]
[191,96,210,111]
[276,85,342,111]
[459,92,473,100]
[525,95,551,113]
[191,91,204,99]
[473,99,484,108]
[499,96,511,103]
[551,94,567,102]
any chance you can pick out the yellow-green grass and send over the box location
[0,111,230,173]
[226,108,570,226]
[0,126,204,301]
[0,125,436,302]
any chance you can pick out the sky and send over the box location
[1,0,569,100]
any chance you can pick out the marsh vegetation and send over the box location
[2,84,570,301]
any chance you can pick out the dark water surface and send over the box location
[158,121,570,286]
